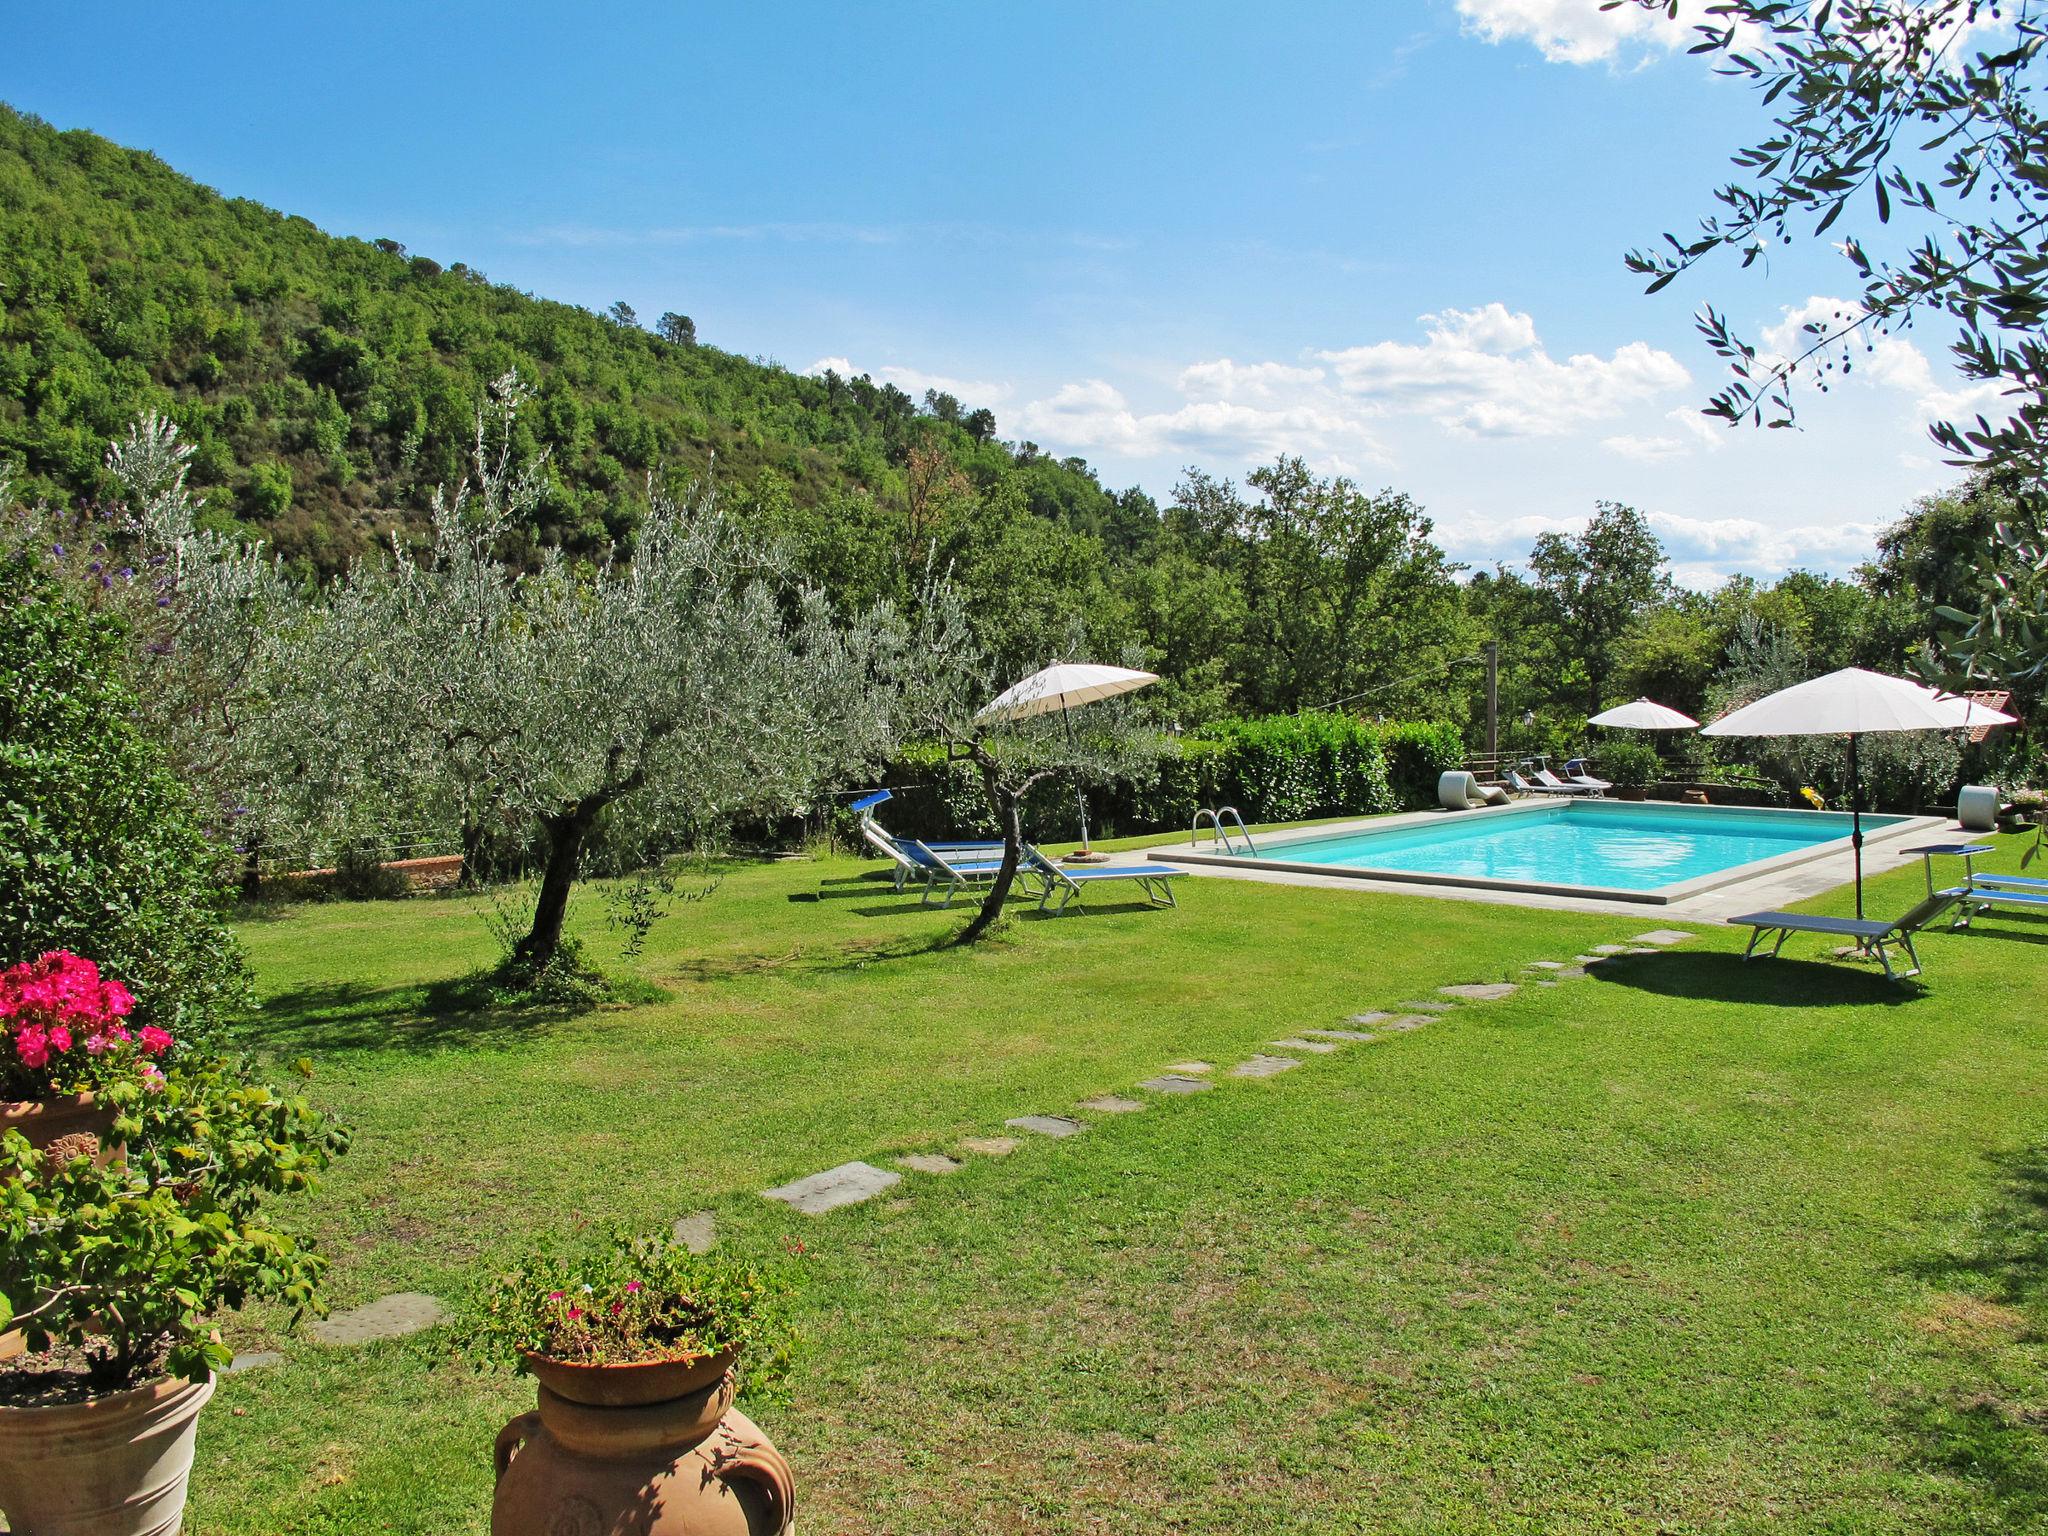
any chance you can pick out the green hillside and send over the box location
[0,102,1135,576]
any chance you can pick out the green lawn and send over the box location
[187,833,2048,1534]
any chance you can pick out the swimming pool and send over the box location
[1161,799,1910,903]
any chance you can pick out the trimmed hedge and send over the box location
[855,714,1462,845]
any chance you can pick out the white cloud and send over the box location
[1603,433,1689,462]
[1011,303,1688,477]
[1176,358,1327,400]
[1314,303,1690,437]
[1759,295,2008,425]
[1013,379,1387,471]
[1647,509,1886,586]
[1459,0,2004,68]
[803,356,1011,406]
[1454,0,1700,65]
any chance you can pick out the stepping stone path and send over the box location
[897,1153,963,1175]
[1231,1054,1302,1078]
[1379,1015,1431,1031]
[309,1292,446,1346]
[1138,1074,1212,1095]
[1525,960,1568,971]
[960,1135,1020,1156]
[1347,1011,1391,1026]
[1305,1028,1377,1042]
[1592,944,1630,955]
[1006,1114,1084,1138]
[672,1211,717,1254]
[1078,1094,1146,1113]
[224,1350,283,1375]
[1625,946,1660,956]
[1556,965,1588,979]
[1440,982,1518,1002]
[1272,1037,1339,1053]
[1401,1000,1457,1013]
[763,1160,900,1215]
[1633,930,1695,946]
[1164,1061,1214,1075]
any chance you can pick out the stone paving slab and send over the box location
[960,1135,1019,1156]
[1399,1000,1457,1013]
[1347,1011,1392,1025]
[1556,965,1588,979]
[1633,929,1696,945]
[1231,1054,1302,1078]
[224,1350,283,1374]
[897,1152,964,1175]
[1272,1036,1339,1053]
[1625,946,1660,955]
[1137,1074,1212,1095]
[1440,982,1518,1002]
[1304,1028,1377,1042]
[309,1292,446,1346]
[763,1160,901,1214]
[1535,979,1560,987]
[672,1211,717,1254]
[1164,1061,1214,1075]
[1007,1114,1084,1138]
[1571,954,1603,964]
[1525,960,1568,970]
[1592,944,1630,954]
[1078,1094,1146,1113]
[1379,1015,1431,1031]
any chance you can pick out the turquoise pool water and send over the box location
[1247,801,1901,893]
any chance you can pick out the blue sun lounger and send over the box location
[1024,848,1184,915]
[899,839,1027,908]
[1731,889,1962,982]
[1955,877,2048,925]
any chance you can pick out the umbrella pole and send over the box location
[1849,732,1865,921]
[1062,702,1091,853]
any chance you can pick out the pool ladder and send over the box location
[1192,806,1257,857]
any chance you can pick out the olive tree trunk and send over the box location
[954,757,1026,945]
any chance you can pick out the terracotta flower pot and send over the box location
[494,1355,791,1535]
[0,1372,214,1536]
[522,1345,738,1408]
[0,1090,121,1170]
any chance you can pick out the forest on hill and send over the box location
[0,102,2022,793]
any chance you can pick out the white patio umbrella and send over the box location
[1700,667,2017,918]
[1588,698,1700,730]
[977,662,1159,853]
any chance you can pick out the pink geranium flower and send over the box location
[139,1026,174,1056]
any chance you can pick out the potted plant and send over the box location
[0,950,159,1169]
[475,1230,798,1535]
[1598,739,1665,802]
[0,964,345,1536]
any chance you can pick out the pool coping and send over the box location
[1142,800,1947,908]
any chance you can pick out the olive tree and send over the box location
[1621,0,2048,713]
[331,374,893,974]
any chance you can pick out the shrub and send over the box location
[1595,738,1666,793]
[1376,721,1464,808]
[0,552,248,1039]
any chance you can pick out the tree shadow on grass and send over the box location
[1587,949,1923,1008]
[1893,1147,2048,1527]
[235,977,589,1056]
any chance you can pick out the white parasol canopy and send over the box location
[1588,698,1699,730]
[1701,667,2018,918]
[1701,667,2017,739]
[976,662,1160,722]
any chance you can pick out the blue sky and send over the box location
[8,1,1989,584]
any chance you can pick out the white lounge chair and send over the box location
[1023,848,1183,915]
[1438,770,1509,810]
